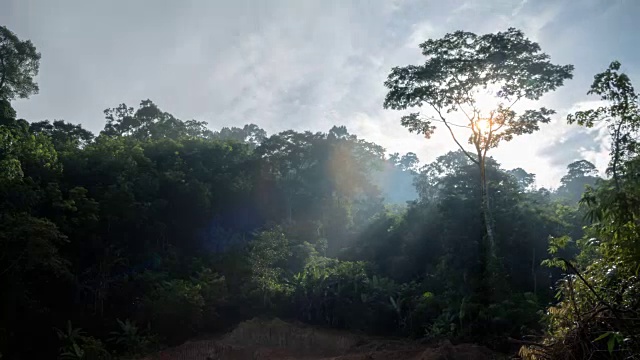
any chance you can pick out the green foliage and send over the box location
[555,160,600,204]
[248,227,292,306]
[0,25,41,100]
[567,61,639,185]
[0,117,60,183]
[101,100,214,140]
[384,28,574,293]
[384,27,573,150]
[108,319,157,356]
[523,62,640,360]
[144,278,203,342]
[2,24,622,359]
[54,321,111,360]
[136,268,227,344]
[288,258,378,330]
[541,235,573,270]
[0,214,70,276]
[30,120,95,152]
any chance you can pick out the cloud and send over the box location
[538,128,606,167]
[2,0,639,188]
[535,100,611,181]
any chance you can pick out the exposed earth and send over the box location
[142,318,502,360]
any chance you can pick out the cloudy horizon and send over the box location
[2,0,639,188]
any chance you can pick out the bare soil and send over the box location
[142,318,500,360]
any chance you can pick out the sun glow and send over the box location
[474,118,492,134]
[469,85,503,134]
[473,86,502,114]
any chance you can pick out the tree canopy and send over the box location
[0,25,41,100]
[383,27,574,297]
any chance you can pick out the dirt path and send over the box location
[142,318,500,360]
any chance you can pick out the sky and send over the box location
[2,0,639,188]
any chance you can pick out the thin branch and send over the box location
[560,259,610,308]
[422,115,470,129]
[455,100,475,122]
[505,95,522,112]
[560,258,630,332]
[451,74,476,121]
[433,107,479,165]
[493,121,505,133]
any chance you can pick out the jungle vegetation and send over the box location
[1,24,638,359]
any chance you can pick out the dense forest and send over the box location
[1,24,639,359]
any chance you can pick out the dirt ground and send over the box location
[142,318,501,360]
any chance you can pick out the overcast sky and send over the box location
[2,0,639,188]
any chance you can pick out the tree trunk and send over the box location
[287,194,292,223]
[479,157,496,257]
[477,156,498,306]
[612,122,623,192]
[532,247,537,296]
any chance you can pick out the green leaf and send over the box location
[594,332,610,342]
[607,335,616,354]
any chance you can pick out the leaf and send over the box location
[389,296,397,309]
[607,335,616,354]
[594,332,611,342]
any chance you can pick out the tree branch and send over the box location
[434,107,479,165]
[455,100,475,123]
[560,259,606,306]
[505,96,522,112]
[560,258,630,331]
[482,111,495,159]
[423,115,469,129]
[493,121,505,133]
[453,73,479,121]
[470,118,482,155]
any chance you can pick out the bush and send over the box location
[108,318,158,357]
[137,268,227,344]
[54,321,111,360]
[193,267,228,326]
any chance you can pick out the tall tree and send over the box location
[213,124,267,148]
[0,26,41,101]
[567,61,640,190]
[556,160,599,204]
[383,27,573,259]
[507,167,536,192]
[522,63,640,360]
[101,100,215,140]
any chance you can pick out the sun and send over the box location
[474,118,492,134]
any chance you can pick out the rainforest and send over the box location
[1,17,639,360]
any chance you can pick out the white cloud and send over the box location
[2,0,638,188]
